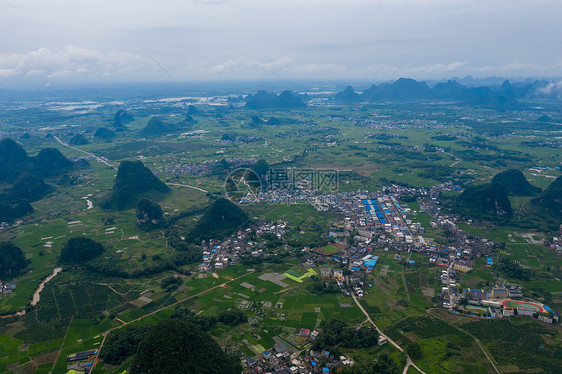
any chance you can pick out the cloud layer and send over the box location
[0,47,146,79]
[1,0,561,82]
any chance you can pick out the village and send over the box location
[201,174,559,331]
[0,281,17,300]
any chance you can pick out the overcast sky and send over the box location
[1,0,561,83]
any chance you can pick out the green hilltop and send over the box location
[456,182,512,219]
[7,172,54,203]
[60,237,105,264]
[101,160,170,210]
[491,169,541,196]
[94,127,116,139]
[140,116,176,137]
[532,175,562,215]
[69,133,89,145]
[0,242,28,280]
[0,138,82,222]
[0,139,77,181]
[186,198,249,243]
[130,319,241,374]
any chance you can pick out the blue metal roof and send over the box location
[364,258,378,267]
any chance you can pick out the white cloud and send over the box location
[0,46,147,80]
[1,0,562,82]
[408,61,468,73]
[539,80,562,98]
[202,57,348,78]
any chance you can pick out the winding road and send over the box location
[427,309,501,374]
[352,294,427,374]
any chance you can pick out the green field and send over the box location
[0,92,561,374]
[316,243,342,255]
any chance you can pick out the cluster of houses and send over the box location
[0,281,16,299]
[245,341,354,374]
[354,118,448,131]
[198,221,287,272]
[158,157,257,176]
[220,135,264,145]
[289,183,497,298]
[548,234,562,255]
[460,285,560,324]
[66,349,97,373]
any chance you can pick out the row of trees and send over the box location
[313,319,379,352]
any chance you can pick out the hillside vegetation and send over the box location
[0,242,28,280]
[532,175,562,215]
[491,169,541,196]
[186,198,249,243]
[60,237,105,263]
[130,319,241,374]
[101,160,170,210]
[456,182,512,219]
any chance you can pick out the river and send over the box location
[1,267,63,318]
[31,267,63,306]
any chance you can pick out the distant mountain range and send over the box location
[333,78,544,109]
[245,90,306,110]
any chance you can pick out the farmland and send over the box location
[0,84,561,373]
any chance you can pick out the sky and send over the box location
[0,0,561,83]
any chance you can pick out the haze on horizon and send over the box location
[0,0,561,84]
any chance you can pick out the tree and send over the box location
[407,342,423,360]
[60,237,105,263]
[171,306,217,331]
[100,325,152,365]
[136,199,165,231]
[252,159,269,177]
[218,309,247,326]
[313,319,378,350]
[0,242,27,279]
[161,276,182,292]
[130,319,241,374]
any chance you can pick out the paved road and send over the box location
[351,294,427,374]
[445,151,462,167]
[447,260,456,312]
[166,182,208,193]
[53,136,117,170]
